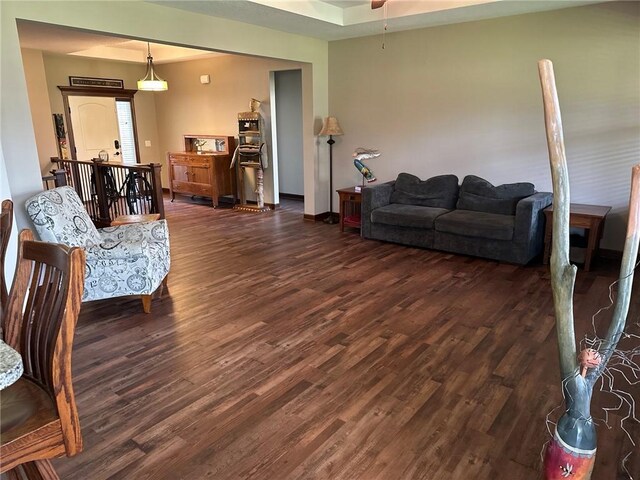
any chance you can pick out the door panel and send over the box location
[171,164,188,182]
[190,165,210,184]
[69,96,121,161]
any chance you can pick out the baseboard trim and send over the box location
[599,248,622,261]
[241,199,277,210]
[280,193,304,201]
[304,212,337,222]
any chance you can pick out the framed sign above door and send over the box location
[69,76,124,89]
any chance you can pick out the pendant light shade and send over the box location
[137,43,168,91]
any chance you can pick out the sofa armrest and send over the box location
[361,181,395,238]
[514,192,553,253]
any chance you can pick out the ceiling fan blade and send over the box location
[371,0,386,9]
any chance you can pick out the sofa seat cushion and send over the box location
[435,209,515,241]
[457,175,534,215]
[371,204,450,229]
[390,173,459,209]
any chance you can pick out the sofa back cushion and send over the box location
[456,175,534,215]
[390,173,459,209]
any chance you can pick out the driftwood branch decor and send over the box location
[538,59,640,480]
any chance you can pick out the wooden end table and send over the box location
[337,187,362,232]
[543,203,611,271]
[111,213,161,226]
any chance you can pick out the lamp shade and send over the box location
[319,116,343,136]
[138,43,168,92]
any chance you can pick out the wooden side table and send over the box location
[111,213,161,226]
[543,203,611,271]
[337,187,362,232]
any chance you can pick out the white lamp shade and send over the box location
[137,79,168,91]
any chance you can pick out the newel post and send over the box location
[91,160,111,224]
[51,169,68,187]
[149,163,165,219]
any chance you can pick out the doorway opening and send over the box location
[271,69,303,207]
[60,86,140,164]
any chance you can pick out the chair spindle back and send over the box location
[3,229,85,455]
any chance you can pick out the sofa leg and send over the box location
[141,294,152,314]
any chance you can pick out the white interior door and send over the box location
[68,96,122,161]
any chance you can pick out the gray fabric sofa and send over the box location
[361,173,552,265]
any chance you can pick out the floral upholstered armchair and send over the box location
[25,186,170,313]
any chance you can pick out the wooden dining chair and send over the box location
[0,229,85,479]
[0,199,13,314]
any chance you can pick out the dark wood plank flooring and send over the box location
[52,197,640,479]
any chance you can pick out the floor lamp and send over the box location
[319,116,343,224]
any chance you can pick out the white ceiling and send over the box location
[17,21,223,64]
[18,1,603,63]
[150,0,603,42]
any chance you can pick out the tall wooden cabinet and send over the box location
[168,135,236,207]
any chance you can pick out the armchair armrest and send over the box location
[514,192,553,255]
[84,240,149,261]
[98,219,169,245]
[361,181,395,238]
[82,220,170,301]
[90,219,170,266]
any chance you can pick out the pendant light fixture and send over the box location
[137,42,168,91]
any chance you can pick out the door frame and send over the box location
[271,69,304,204]
[58,86,141,163]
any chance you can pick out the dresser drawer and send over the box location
[189,182,213,196]
[168,154,190,164]
[172,181,212,197]
[169,155,210,167]
[171,180,192,193]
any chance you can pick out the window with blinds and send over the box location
[115,100,137,164]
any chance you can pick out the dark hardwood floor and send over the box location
[52,197,639,479]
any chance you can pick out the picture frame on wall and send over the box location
[69,76,124,89]
[52,113,69,159]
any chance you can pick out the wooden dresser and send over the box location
[168,135,236,207]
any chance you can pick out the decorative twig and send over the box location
[538,59,579,380]
[588,164,640,385]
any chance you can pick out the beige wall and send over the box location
[154,54,305,201]
[329,2,639,250]
[26,50,305,203]
[1,0,329,229]
[20,49,59,176]
[40,53,162,165]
